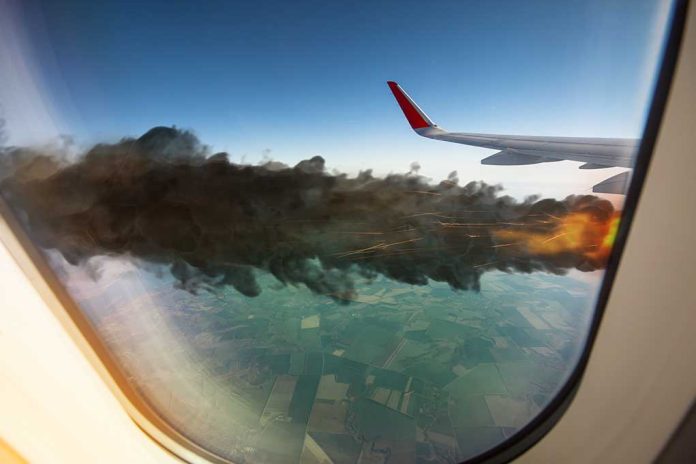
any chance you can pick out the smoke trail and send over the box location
[0,127,618,302]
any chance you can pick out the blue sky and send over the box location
[2,0,674,199]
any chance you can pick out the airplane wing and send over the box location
[387,81,639,194]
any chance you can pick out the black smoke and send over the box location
[0,127,615,302]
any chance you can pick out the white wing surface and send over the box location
[387,81,639,194]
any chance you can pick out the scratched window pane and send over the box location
[0,1,675,462]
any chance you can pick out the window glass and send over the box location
[0,1,675,462]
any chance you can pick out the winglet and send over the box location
[387,81,436,130]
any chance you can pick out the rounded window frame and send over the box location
[0,2,689,462]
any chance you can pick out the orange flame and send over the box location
[493,212,621,266]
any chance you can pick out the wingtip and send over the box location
[386,81,434,130]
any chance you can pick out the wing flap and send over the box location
[580,162,611,169]
[593,171,631,194]
[481,150,545,165]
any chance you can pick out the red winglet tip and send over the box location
[387,81,431,129]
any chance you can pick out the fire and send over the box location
[493,211,621,265]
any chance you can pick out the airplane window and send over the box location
[0,1,681,462]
